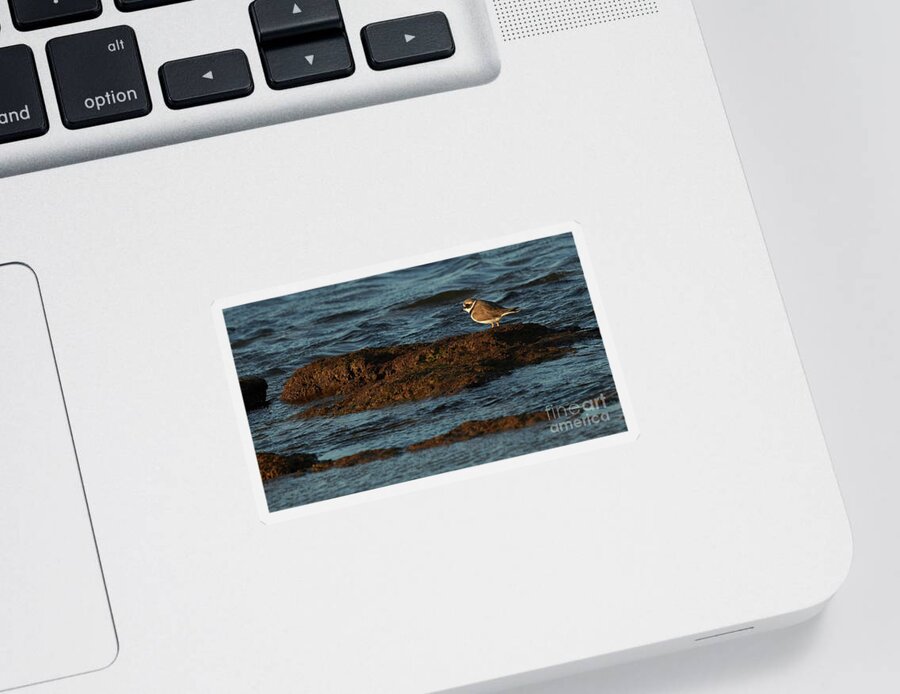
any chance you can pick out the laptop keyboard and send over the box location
[0,0,499,176]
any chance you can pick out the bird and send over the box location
[462,298,520,329]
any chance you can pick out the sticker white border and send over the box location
[212,222,639,524]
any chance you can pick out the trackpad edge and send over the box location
[0,263,118,692]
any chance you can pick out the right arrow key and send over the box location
[361,12,455,71]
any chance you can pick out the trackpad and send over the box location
[0,264,117,691]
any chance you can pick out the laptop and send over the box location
[0,1,851,691]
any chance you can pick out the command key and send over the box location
[0,45,49,145]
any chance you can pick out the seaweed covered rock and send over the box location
[256,451,318,480]
[407,410,549,451]
[281,323,597,417]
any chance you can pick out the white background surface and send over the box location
[524,1,900,692]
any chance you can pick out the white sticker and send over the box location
[214,223,637,522]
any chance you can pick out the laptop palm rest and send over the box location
[0,264,117,692]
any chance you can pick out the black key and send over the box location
[261,34,353,90]
[47,26,151,130]
[361,12,455,71]
[0,45,49,145]
[250,0,343,44]
[9,0,102,32]
[159,50,254,109]
[115,0,191,11]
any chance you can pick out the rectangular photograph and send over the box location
[222,230,630,513]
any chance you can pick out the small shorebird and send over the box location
[462,298,520,329]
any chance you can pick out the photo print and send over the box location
[222,229,630,514]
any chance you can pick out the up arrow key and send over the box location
[251,0,345,43]
[404,34,415,43]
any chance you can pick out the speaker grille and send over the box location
[493,0,659,41]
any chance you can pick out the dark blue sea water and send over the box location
[224,232,627,511]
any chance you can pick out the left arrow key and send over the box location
[159,50,254,110]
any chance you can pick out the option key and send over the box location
[47,26,152,130]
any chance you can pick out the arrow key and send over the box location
[159,50,254,110]
[261,34,354,90]
[362,12,454,71]
[250,0,344,43]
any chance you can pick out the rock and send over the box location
[239,376,268,410]
[256,390,619,480]
[407,410,549,451]
[260,447,401,480]
[281,323,597,417]
[256,451,318,480]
